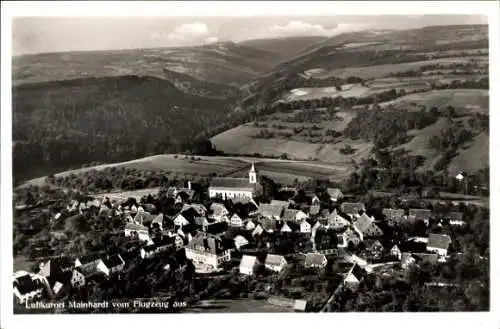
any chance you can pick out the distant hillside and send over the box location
[239,36,328,58]
[12,41,286,89]
[12,75,233,181]
[239,24,489,110]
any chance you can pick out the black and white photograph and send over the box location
[1,1,499,327]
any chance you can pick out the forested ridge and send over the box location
[12,75,234,181]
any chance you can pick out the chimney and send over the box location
[187,181,192,190]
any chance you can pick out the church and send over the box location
[208,163,262,200]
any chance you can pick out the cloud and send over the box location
[257,20,373,39]
[150,22,220,46]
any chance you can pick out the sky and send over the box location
[12,15,488,56]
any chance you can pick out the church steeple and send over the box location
[249,162,257,184]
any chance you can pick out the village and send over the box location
[12,162,477,313]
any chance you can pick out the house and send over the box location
[151,214,164,230]
[252,224,264,237]
[209,203,229,222]
[340,202,365,218]
[259,203,284,220]
[101,254,125,274]
[261,218,278,232]
[382,208,405,226]
[352,213,383,240]
[343,264,366,290]
[70,269,86,288]
[140,245,159,259]
[327,188,344,202]
[174,235,185,249]
[270,199,291,209]
[400,252,416,269]
[304,253,328,268]
[124,223,150,242]
[134,211,156,226]
[208,163,262,200]
[409,209,432,225]
[176,188,195,203]
[13,271,51,304]
[445,212,465,226]
[365,240,384,259]
[206,222,229,237]
[264,254,287,272]
[195,217,210,231]
[309,205,321,216]
[76,254,110,277]
[413,253,440,265]
[337,234,347,248]
[234,235,249,250]
[294,300,308,312]
[282,209,308,222]
[280,221,293,233]
[230,213,244,227]
[245,220,256,231]
[239,255,259,275]
[343,227,361,247]
[300,219,312,234]
[173,212,190,226]
[185,235,231,273]
[38,257,75,279]
[427,233,452,258]
[327,209,350,230]
[181,203,207,217]
[390,245,402,260]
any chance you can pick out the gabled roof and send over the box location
[152,214,164,225]
[304,253,327,267]
[181,204,206,216]
[38,257,74,278]
[328,209,350,227]
[194,217,209,226]
[125,222,148,232]
[309,205,321,216]
[134,211,156,226]
[340,202,365,215]
[234,235,249,247]
[327,188,343,199]
[409,209,431,221]
[349,264,366,281]
[78,253,102,265]
[240,255,257,269]
[177,188,195,200]
[209,203,228,217]
[210,178,255,190]
[282,209,301,221]
[265,254,286,266]
[180,208,200,223]
[259,203,284,218]
[365,239,383,250]
[180,223,198,235]
[353,213,374,233]
[413,252,439,264]
[382,208,405,220]
[187,235,226,254]
[102,254,125,268]
[206,222,228,235]
[14,274,46,295]
[427,233,452,250]
[166,187,178,197]
[270,200,291,208]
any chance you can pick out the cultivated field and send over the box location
[91,188,163,201]
[376,89,489,113]
[325,56,488,79]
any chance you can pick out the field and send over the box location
[22,154,359,187]
[91,188,163,201]
[377,89,489,114]
[324,57,488,79]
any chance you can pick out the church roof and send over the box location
[209,178,255,191]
